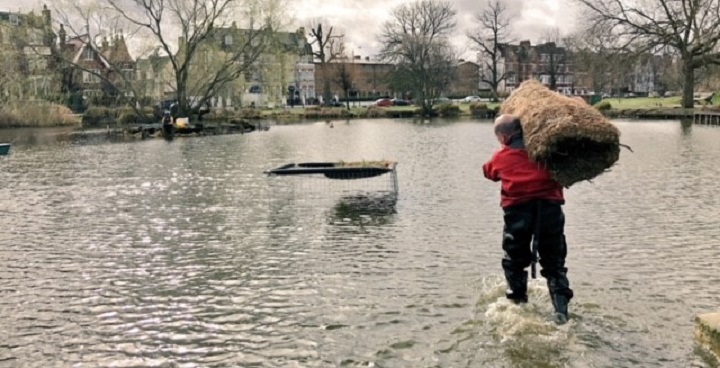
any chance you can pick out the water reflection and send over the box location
[327,193,397,227]
[681,118,693,135]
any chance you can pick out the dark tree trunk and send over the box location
[681,57,695,109]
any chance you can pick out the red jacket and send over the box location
[483,145,564,208]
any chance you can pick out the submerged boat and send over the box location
[0,143,10,156]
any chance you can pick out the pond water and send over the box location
[0,119,718,368]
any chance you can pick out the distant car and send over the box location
[462,96,481,103]
[323,100,344,107]
[374,98,393,107]
[391,98,411,106]
[434,97,452,106]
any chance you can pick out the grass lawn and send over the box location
[602,97,683,109]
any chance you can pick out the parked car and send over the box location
[391,98,411,106]
[434,97,452,106]
[462,96,481,103]
[374,98,393,107]
[323,100,344,107]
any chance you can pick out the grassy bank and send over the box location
[595,96,719,119]
[0,102,81,128]
[6,96,717,129]
[203,102,502,121]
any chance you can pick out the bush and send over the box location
[469,102,488,110]
[594,100,612,111]
[234,108,262,119]
[82,106,114,125]
[363,106,387,118]
[437,104,461,117]
[0,102,80,128]
[469,102,488,114]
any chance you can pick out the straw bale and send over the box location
[500,80,620,187]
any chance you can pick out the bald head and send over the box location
[494,114,523,139]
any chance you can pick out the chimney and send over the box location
[58,24,66,46]
[42,4,51,26]
[102,36,109,50]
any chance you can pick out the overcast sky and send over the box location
[294,0,580,59]
[1,0,579,60]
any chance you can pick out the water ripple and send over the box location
[0,120,719,367]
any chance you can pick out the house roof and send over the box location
[72,43,111,68]
[211,26,313,55]
[101,35,134,64]
[458,60,479,67]
[137,54,171,72]
[67,33,134,69]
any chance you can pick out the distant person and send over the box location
[482,114,573,324]
[162,110,172,126]
[169,102,179,123]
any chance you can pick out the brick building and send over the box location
[448,60,480,97]
[314,56,395,101]
[61,31,135,99]
[479,40,592,95]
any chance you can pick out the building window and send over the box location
[540,54,549,62]
[224,35,233,46]
[84,47,94,61]
[9,14,19,26]
[507,74,516,84]
[122,69,134,80]
[83,70,101,83]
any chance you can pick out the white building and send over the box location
[477,51,507,92]
[294,55,315,104]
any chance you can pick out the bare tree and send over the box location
[309,21,342,64]
[64,0,283,116]
[565,26,622,95]
[467,1,512,101]
[309,20,343,104]
[379,0,458,115]
[329,39,358,109]
[536,28,570,91]
[333,61,355,109]
[0,46,24,103]
[576,0,720,108]
[50,3,155,117]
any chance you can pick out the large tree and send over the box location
[309,20,343,104]
[565,26,624,95]
[537,28,570,91]
[467,0,512,101]
[54,0,284,116]
[333,60,356,109]
[51,4,153,115]
[576,0,720,108]
[379,0,458,115]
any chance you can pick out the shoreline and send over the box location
[2,106,720,129]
